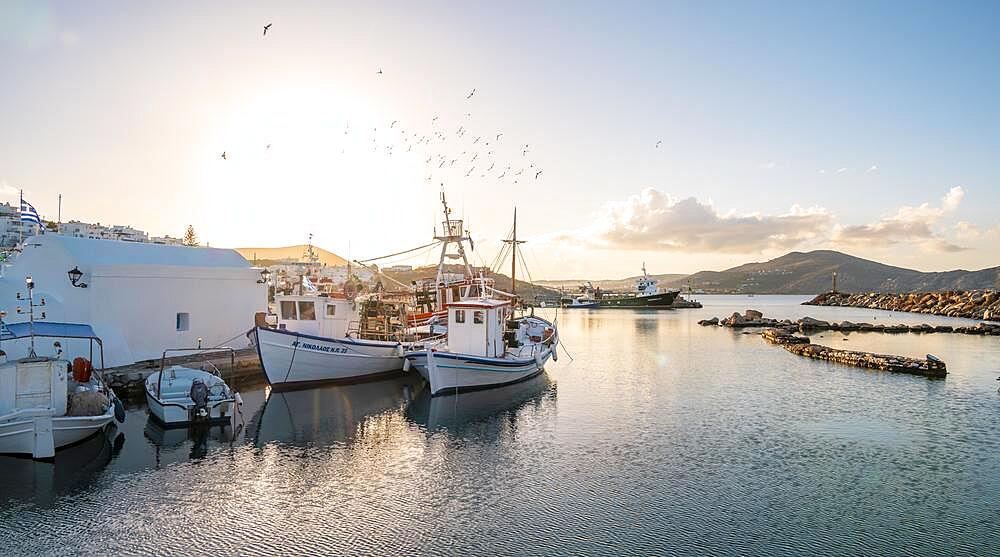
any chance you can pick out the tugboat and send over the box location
[594,264,679,308]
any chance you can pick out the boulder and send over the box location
[798,317,830,329]
[744,309,763,321]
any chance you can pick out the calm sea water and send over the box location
[3,295,1000,556]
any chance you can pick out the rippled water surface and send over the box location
[3,295,1000,555]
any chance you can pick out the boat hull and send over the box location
[597,289,679,308]
[251,327,406,389]
[0,407,115,459]
[144,391,234,426]
[405,348,554,396]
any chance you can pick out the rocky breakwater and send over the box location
[698,310,1000,336]
[761,328,948,379]
[805,290,1000,322]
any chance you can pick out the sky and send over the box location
[1,1,998,279]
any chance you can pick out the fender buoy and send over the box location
[552,348,559,362]
[72,357,93,383]
[113,397,126,423]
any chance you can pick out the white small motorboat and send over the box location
[404,297,559,396]
[0,277,124,460]
[144,347,238,426]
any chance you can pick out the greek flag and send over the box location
[20,197,41,226]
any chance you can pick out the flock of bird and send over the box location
[219,23,666,185]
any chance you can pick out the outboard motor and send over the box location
[189,379,210,420]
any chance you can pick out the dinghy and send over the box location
[144,347,239,426]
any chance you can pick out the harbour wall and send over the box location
[761,328,948,379]
[805,290,1000,322]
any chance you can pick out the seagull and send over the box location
[473,136,481,144]
[466,88,476,99]
[535,170,543,179]
[655,140,662,148]
[377,68,383,75]
[496,133,503,141]
[391,120,398,128]
[221,151,227,160]
[263,23,272,36]
[266,144,271,149]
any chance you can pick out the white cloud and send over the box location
[836,167,848,174]
[548,186,974,257]
[866,165,878,173]
[833,186,967,252]
[564,188,834,253]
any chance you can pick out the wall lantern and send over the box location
[258,269,271,284]
[68,266,88,288]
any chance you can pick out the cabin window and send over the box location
[298,301,316,320]
[326,304,337,317]
[280,301,297,320]
[473,311,485,324]
[451,286,461,301]
[455,309,466,324]
[176,312,190,331]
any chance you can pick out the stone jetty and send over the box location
[805,290,1000,322]
[761,328,948,379]
[698,309,1000,336]
[103,347,263,398]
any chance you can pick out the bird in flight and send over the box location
[263,23,272,36]
[535,170,543,179]
[466,88,476,99]
[266,144,271,149]
[391,120,398,128]
[655,140,662,148]
[220,151,227,160]
[377,68,383,75]
[496,133,503,141]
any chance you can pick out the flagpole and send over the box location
[57,194,61,233]
[18,189,22,246]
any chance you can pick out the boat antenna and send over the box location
[16,275,45,358]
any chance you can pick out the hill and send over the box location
[235,245,348,267]
[659,250,1000,294]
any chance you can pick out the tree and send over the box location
[183,225,198,247]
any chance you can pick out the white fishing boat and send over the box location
[144,347,239,426]
[404,209,559,396]
[251,293,414,389]
[250,193,474,389]
[0,277,124,460]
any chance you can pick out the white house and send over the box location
[0,234,267,367]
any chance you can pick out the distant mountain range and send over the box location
[237,245,999,295]
[546,250,1000,295]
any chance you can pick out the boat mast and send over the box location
[434,191,473,285]
[502,207,525,296]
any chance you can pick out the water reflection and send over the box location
[248,374,422,448]
[406,373,556,436]
[144,418,239,463]
[0,425,123,506]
